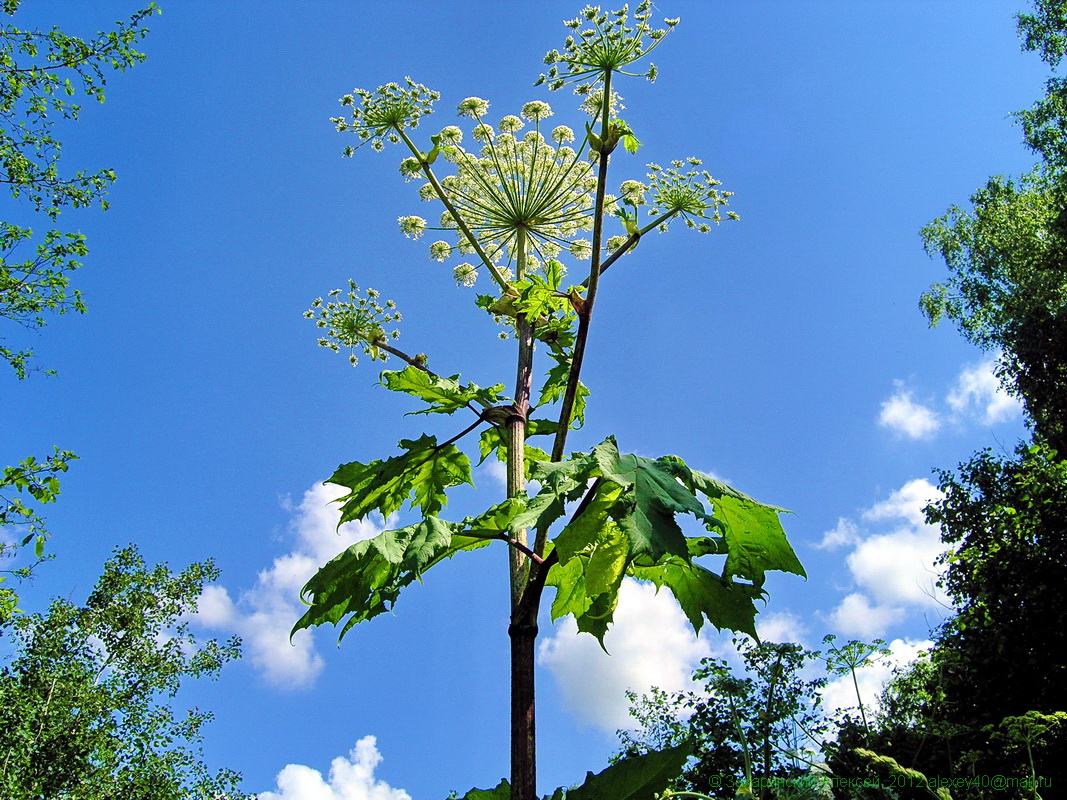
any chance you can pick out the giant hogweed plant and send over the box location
[297,5,805,799]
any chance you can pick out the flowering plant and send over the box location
[301,5,804,799]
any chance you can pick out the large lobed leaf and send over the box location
[381,365,505,415]
[328,433,472,521]
[566,742,693,800]
[293,516,490,640]
[532,436,803,645]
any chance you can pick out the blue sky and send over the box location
[2,1,1044,798]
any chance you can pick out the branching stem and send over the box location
[550,69,615,463]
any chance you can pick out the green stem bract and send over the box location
[396,127,510,292]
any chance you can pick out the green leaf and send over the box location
[329,433,472,521]
[590,438,704,562]
[531,437,799,643]
[631,558,763,638]
[566,742,693,800]
[554,481,623,564]
[461,497,526,537]
[717,495,806,585]
[539,354,589,427]
[381,365,504,415]
[658,454,805,584]
[459,779,510,800]
[546,523,628,646]
[294,517,487,639]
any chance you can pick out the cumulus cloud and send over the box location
[815,517,859,550]
[827,593,904,639]
[878,383,940,439]
[482,459,508,489]
[824,479,948,638]
[821,638,932,717]
[195,483,385,688]
[538,578,716,732]
[947,355,1022,425]
[756,610,807,644]
[257,735,410,800]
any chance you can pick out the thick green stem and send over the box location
[761,649,784,786]
[851,664,870,741]
[550,70,614,464]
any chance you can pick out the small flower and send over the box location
[521,100,553,122]
[398,215,427,239]
[620,179,647,204]
[472,123,495,143]
[457,97,490,119]
[305,280,402,367]
[552,125,575,144]
[578,88,625,118]
[453,262,478,287]
[645,160,734,231]
[439,125,463,145]
[537,2,678,91]
[605,234,628,251]
[429,240,452,261]
[399,157,422,180]
[498,115,524,133]
[570,239,592,260]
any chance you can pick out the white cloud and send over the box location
[821,638,932,717]
[195,483,385,688]
[257,735,410,800]
[862,478,938,528]
[947,355,1022,425]
[538,578,715,732]
[825,479,948,638]
[482,459,508,490]
[878,383,940,439]
[827,593,904,639]
[815,517,859,550]
[756,610,807,644]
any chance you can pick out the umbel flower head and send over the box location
[646,159,738,232]
[414,98,597,286]
[332,78,440,154]
[304,281,402,366]
[537,2,679,92]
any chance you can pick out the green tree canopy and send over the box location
[0,546,247,799]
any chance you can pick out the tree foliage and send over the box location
[0,0,156,616]
[0,546,246,799]
[0,0,156,376]
[617,641,829,800]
